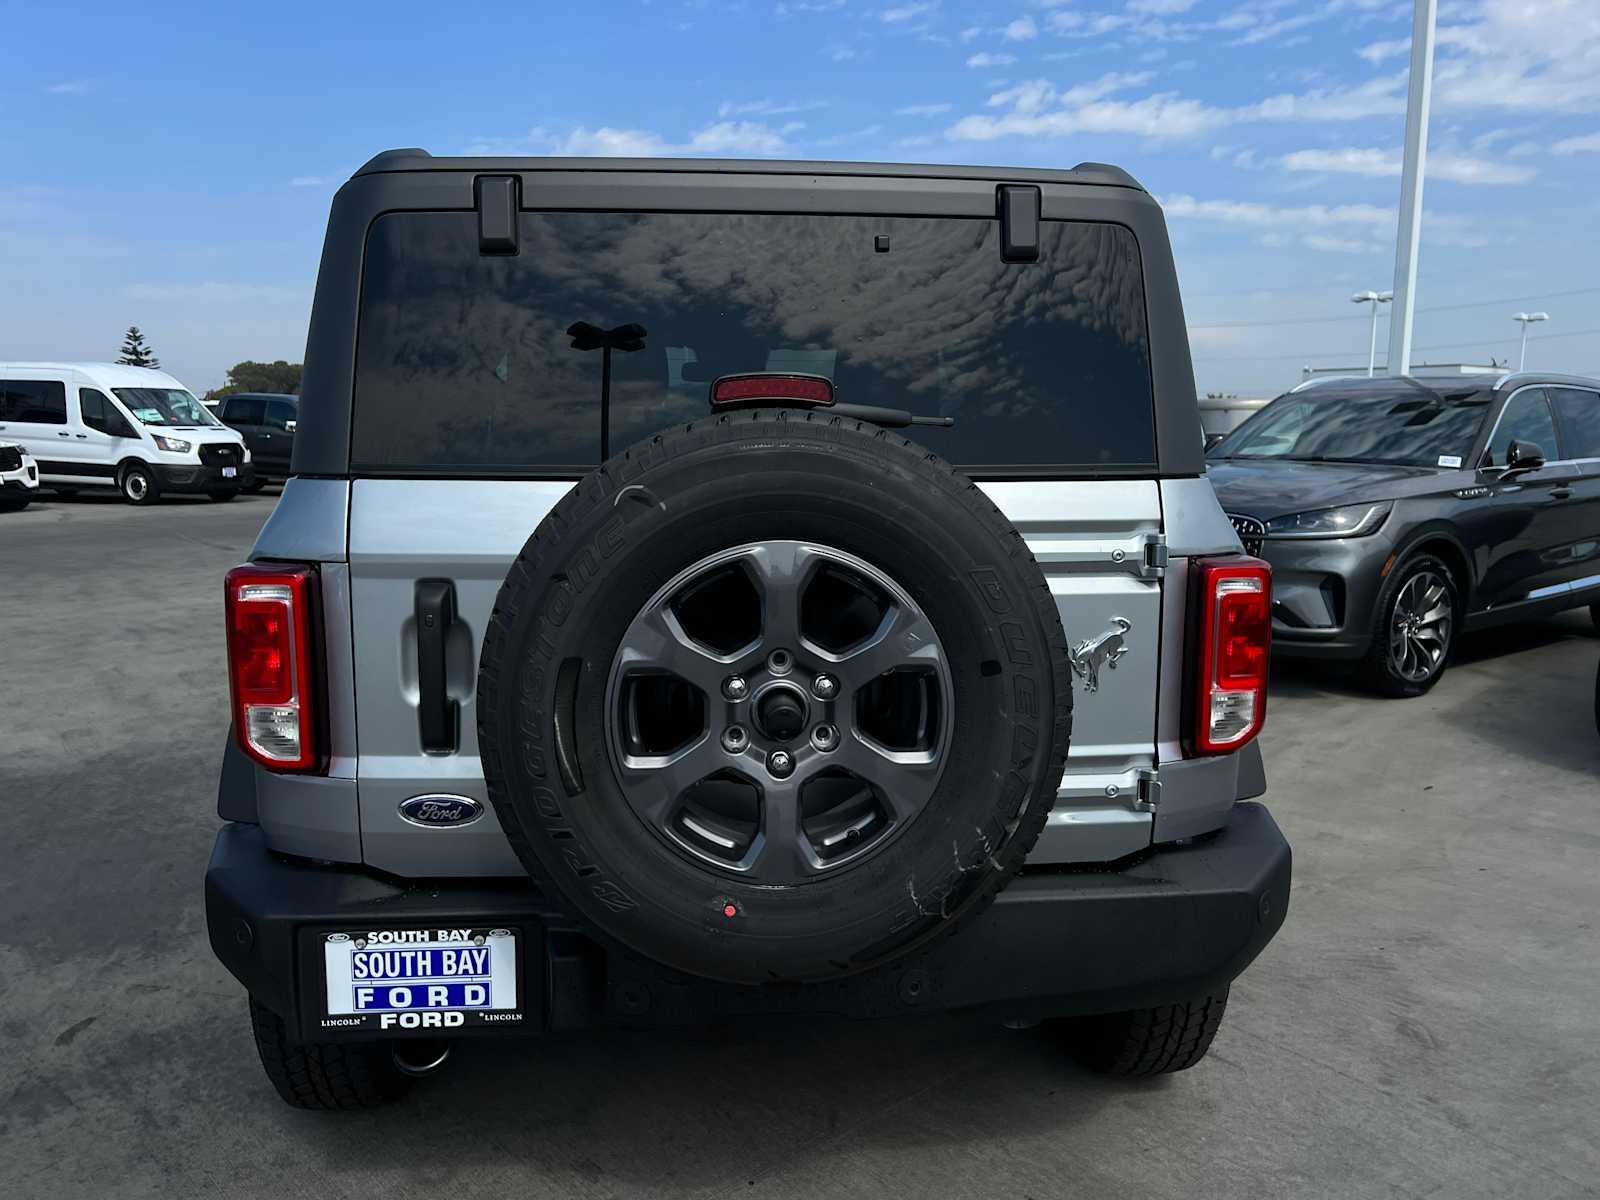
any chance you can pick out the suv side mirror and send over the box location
[1204,432,1226,451]
[1505,439,1546,475]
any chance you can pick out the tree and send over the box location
[117,326,160,368]
[203,360,303,401]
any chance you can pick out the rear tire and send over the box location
[1059,989,1230,1077]
[1589,602,1599,632]
[207,489,238,502]
[243,476,267,494]
[248,997,413,1110]
[0,496,28,512]
[1358,552,1458,697]
[118,462,161,506]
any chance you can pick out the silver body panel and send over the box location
[248,473,1250,876]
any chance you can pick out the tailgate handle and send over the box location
[414,579,460,754]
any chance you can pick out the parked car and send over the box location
[1208,372,1600,696]
[0,439,40,510]
[205,149,1290,1110]
[0,363,254,504]
[215,392,297,489]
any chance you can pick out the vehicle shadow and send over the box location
[276,1014,1168,1191]
[1441,614,1600,774]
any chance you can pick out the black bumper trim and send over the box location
[206,803,1290,1042]
[155,463,256,492]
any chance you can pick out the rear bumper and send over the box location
[205,803,1291,1042]
[155,462,256,492]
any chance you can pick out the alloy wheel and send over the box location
[1388,569,1453,683]
[605,541,953,883]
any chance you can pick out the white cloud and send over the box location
[895,103,953,116]
[1552,131,1600,154]
[958,25,982,42]
[1161,194,1396,232]
[1302,234,1375,255]
[882,1,937,23]
[288,176,326,188]
[1357,37,1409,64]
[717,99,828,117]
[1162,192,1487,249]
[1281,145,1536,184]
[473,120,792,158]
[1128,0,1196,12]
[1003,14,1037,41]
[829,45,859,61]
[812,124,886,147]
[949,69,1412,144]
[46,80,93,95]
[682,121,792,154]
[965,52,1017,68]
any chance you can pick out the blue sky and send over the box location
[3,0,1597,396]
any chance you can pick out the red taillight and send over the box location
[711,373,835,408]
[1191,556,1271,756]
[225,563,319,771]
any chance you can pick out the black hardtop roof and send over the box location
[223,392,298,401]
[353,147,1145,192]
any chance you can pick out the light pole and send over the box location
[1352,290,1393,377]
[1386,0,1438,376]
[1513,312,1548,371]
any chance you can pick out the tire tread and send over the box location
[248,997,410,1110]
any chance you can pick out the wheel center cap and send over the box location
[755,684,809,743]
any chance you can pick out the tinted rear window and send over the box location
[351,211,1155,472]
[1,379,67,425]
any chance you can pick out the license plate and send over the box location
[222,466,237,478]
[320,927,521,1034]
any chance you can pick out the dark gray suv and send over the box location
[1209,373,1600,696]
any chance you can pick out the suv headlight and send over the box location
[1265,501,1392,539]
[152,434,192,454]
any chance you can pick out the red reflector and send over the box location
[711,373,835,408]
[225,563,319,772]
[1191,556,1271,756]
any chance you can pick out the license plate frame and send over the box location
[316,926,524,1037]
[222,466,237,478]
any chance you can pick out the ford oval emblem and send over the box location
[398,794,484,828]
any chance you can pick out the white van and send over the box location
[0,362,254,504]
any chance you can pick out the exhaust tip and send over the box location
[392,1039,452,1077]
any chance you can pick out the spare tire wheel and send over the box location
[477,411,1072,985]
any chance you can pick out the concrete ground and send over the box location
[2,489,1597,1200]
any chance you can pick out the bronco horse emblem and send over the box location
[1068,617,1133,694]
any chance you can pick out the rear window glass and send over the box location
[351,211,1155,472]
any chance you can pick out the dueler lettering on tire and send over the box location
[477,410,1072,986]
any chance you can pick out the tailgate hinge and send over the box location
[1137,534,1168,579]
[1135,768,1162,812]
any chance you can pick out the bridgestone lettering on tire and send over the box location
[477,410,1073,985]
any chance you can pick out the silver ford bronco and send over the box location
[205,150,1290,1109]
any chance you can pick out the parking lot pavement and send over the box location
[2,491,1598,1200]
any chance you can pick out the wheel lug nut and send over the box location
[767,749,795,778]
[721,726,749,753]
[722,675,749,701]
[811,674,838,700]
[811,724,838,751]
[767,649,793,676]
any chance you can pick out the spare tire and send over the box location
[477,410,1071,985]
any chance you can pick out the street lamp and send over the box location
[1512,312,1548,371]
[1352,290,1393,377]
